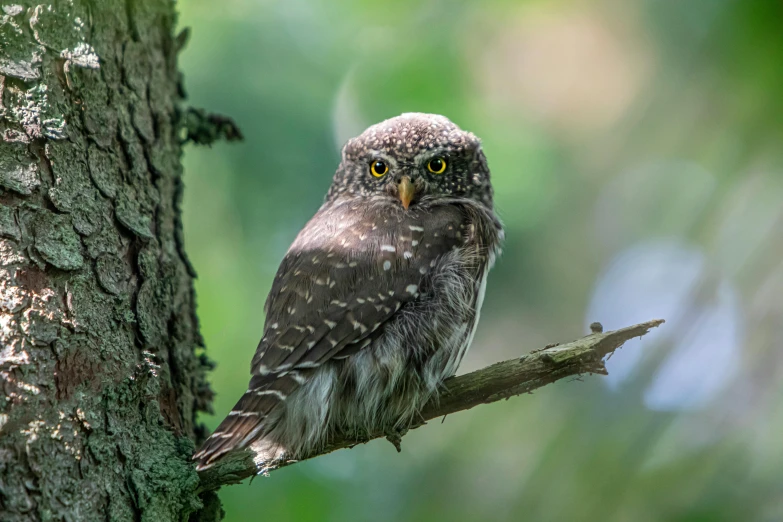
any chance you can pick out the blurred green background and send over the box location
[178,0,783,520]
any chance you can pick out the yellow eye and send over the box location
[370,160,388,177]
[427,157,447,174]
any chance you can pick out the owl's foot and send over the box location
[384,426,408,453]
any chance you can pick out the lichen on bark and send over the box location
[0,0,213,520]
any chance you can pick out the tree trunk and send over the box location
[0,0,214,520]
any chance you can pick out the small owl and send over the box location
[194,113,503,470]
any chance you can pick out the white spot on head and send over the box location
[383,260,392,270]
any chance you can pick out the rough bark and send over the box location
[0,1,213,520]
[196,319,664,491]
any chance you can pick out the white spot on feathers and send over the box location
[251,389,288,400]
[287,371,307,384]
[352,321,368,333]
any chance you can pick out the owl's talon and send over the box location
[384,427,408,452]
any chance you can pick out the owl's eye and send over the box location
[370,160,389,177]
[427,157,447,174]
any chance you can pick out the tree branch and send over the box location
[197,319,665,492]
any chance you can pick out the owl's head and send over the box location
[327,113,493,210]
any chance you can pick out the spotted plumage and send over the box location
[194,113,503,470]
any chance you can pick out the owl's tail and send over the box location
[192,401,265,470]
[193,373,300,471]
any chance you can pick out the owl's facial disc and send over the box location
[327,114,493,210]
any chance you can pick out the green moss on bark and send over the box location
[0,1,213,520]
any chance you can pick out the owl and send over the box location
[194,113,503,471]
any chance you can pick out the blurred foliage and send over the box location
[179,0,783,520]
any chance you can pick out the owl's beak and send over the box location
[398,176,416,210]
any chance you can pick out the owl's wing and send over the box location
[193,203,469,469]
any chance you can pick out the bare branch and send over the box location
[197,319,665,492]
